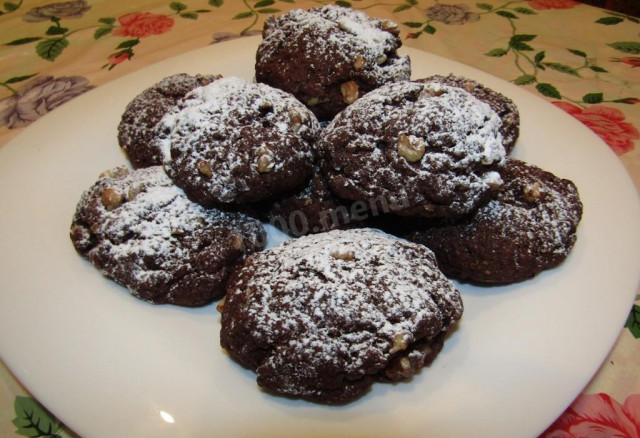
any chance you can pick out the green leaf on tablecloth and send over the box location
[233,11,253,19]
[116,39,139,49]
[254,0,274,7]
[596,16,624,25]
[46,26,68,36]
[476,3,493,10]
[543,62,581,77]
[13,396,62,438]
[35,37,69,61]
[98,17,116,25]
[607,42,640,55]
[403,22,423,28]
[406,0,419,5]
[94,27,112,39]
[514,74,536,85]
[536,83,561,99]
[4,2,20,12]
[625,304,640,338]
[590,65,608,73]
[209,0,223,6]
[180,12,198,19]
[5,37,42,46]
[424,24,436,35]
[394,4,411,12]
[257,8,280,14]
[568,48,587,58]
[496,10,518,19]
[509,35,536,51]
[170,2,188,12]
[485,48,508,57]
[514,7,536,15]
[335,1,351,7]
[280,0,295,3]
[534,51,546,64]
[4,73,38,84]
[582,92,603,104]
[195,9,211,13]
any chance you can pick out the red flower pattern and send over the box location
[552,102,639,155]
[107,52,131,66]
[541,394,640,438]
[611,57,640,68]
[527,0,580,10]
[112,12,174,38]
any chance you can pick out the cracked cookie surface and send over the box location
[220,228,463,403]
[70,166,266,306]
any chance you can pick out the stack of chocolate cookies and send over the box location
[69,4,582,404]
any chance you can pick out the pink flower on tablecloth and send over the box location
[112,12,174,39]
[0,76,93,129]
[540,393,640,437]
[526,0,580,10]
[552,102,639,155]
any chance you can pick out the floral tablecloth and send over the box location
[1,0,639,436]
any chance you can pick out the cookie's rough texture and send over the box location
[417,74,520,154]
[118,73,220,168]
[406,159,583,284]
[220,228,463,403]
[318,81,506,218]
[256,5,411,120]
[257,167,356,237]
[70,166,266,306]
[158,77,320,205]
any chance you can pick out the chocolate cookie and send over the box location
[317,81,506,218]
[255,5,411,120]
[256,166,357,237]
[220,228,463,404]
[118,73,220,168]
[70,166,266,306]
[158,77,320,206]
[417,74,520,154]
[406,159,583,284]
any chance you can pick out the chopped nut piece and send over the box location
[381,20,400,35]
[376,54,387,65]
[230,234,245,251]
[400,357,411,370]
[353,55,366,71]
[340,81,359,104]
[257,147,275,173]
[390,333,408,354]
[307,97,320,107]
[216,297,226,313]
[197,161,213,178]
[99,167,129,179]
[523,181,543,202]
[289,109,303,132]
[101,188,124,211]
[330,248,355,261]
[127,184,144,201]
[397,134,426,163]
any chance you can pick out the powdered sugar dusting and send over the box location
[259,6,410,85]
[158,77,319,204]
[318,81,506,217]
[221,228,462,400]
[70,166,265,304]
[476,160,582,258]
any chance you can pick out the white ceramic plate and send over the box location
[1,36,639,438]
